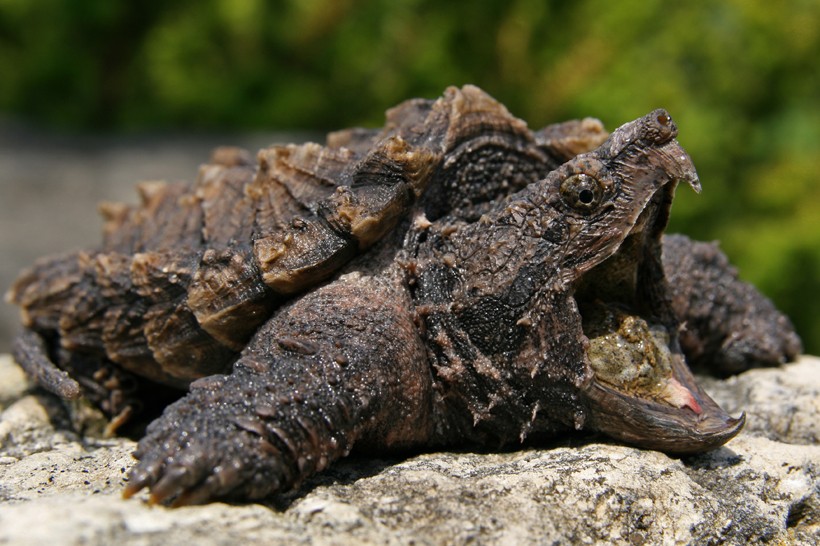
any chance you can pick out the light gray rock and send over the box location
[0,353,26,407]
[0,353,818,546]
[698,357,819,445]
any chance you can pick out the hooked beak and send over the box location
[653,136,701,195]
[583,353,744,453]
[574,109,742,453]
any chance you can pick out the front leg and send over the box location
[124,272,433,505]
[662,234,802,376]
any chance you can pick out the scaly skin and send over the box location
[8,86,604,394]
[6,88,800,505]
[122,109,758,504]
[662,234,802,376]
[126,269,433,504]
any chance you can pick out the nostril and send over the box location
[641,109,677,145]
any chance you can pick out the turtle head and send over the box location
[547,109,700,282]
[546,109,743,453]
[414,107,741,453]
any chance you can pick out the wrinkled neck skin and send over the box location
[408,110,741,452]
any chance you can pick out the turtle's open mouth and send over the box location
[575,182,745,454]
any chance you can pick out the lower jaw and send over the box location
[572,198,743,453]
[579,309,745,454]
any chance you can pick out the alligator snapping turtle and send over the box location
[7,86,801,505]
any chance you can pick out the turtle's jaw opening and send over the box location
[575,185,744,454]
[582,352,745,454]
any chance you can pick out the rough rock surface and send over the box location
[0,353,817,545]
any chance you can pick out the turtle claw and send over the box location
[122,379,300,505]
[122,459,161,500]
[126,432,238,505]
[148,464,198,505]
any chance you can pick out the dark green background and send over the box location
[1,0,818,352]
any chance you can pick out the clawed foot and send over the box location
[122,383,294,506]
[710,316,803,376]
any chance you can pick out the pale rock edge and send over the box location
[0,353,818,546]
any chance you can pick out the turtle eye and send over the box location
[560,173,605,212]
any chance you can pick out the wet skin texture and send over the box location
[7,86,801,505]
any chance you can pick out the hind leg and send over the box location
[124,273,433,505]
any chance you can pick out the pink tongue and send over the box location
[662,377,703,414]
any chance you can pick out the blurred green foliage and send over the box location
[1,0,818,352]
